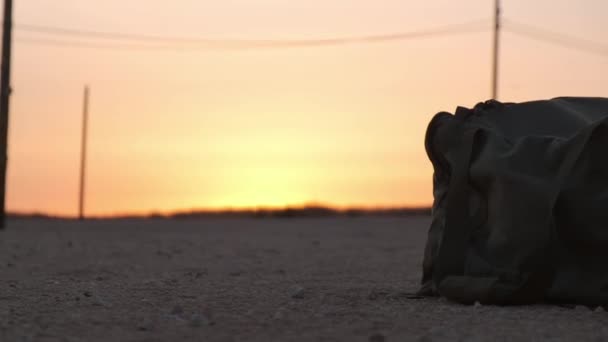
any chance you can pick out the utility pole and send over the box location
[491,0,501,100]
[78,86,89,220]
[0,0,13,229]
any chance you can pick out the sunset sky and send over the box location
[6,0,608,216]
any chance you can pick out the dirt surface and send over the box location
[2,217,608,341]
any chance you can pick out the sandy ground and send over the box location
[2,216,608,342]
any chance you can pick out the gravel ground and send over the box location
[1,216,608,341]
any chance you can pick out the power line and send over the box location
[15,37,198,51]
[503,19,608,57]
[16,22,235,44]
[14,20,490,50]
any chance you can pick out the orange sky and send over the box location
[5,0,608,216]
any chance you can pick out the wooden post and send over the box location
[78,86,89,220]
[491,0,501,100]
[0,0,13,229]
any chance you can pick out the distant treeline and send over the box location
[7,206,431,220]
[167,206,431,219]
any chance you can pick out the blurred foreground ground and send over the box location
[2,217,608,341]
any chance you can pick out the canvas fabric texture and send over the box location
[420,97,608,305]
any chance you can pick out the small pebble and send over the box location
[190,313,215,327]
[171,305,184,315]
[290,285,305,299]
[369,333,386,342]
[190,314,203,327]
[273,308,286,320]
[137,322,153,332]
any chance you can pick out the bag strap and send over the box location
[433,126,479,284]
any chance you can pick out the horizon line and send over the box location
[7,204,432,220]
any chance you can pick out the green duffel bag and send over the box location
[419,97,608,305]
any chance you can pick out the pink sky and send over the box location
[6,0,608,216]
